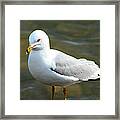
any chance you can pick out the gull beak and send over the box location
[26,45,32,55]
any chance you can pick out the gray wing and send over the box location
[51,50,100,81]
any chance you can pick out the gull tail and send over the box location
[89,69,100,80]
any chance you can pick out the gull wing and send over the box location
[51,49,100,81]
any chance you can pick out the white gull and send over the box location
[26,30,100,100]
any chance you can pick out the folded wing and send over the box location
[51,50,100,81]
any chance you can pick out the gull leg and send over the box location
[51,86,55,100]
[63,87,67,100]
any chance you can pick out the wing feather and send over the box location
[51,50,100,81]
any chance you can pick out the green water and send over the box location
[20,20,100,100]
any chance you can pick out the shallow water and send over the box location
[20,20,100,100]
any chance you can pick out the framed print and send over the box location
[0,0,119,119]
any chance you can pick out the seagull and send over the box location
[26,30,100,100]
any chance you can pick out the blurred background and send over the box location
[20,20,100,100]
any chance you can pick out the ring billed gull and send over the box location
[26,30,100,100]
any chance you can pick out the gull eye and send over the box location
[37,39,41,42]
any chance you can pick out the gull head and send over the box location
[26,30,50,54]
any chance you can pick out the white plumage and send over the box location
[27,30,100,87]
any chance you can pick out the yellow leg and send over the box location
[51,86,55,100]
[63,87,67,100]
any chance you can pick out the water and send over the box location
[20,20,100,100]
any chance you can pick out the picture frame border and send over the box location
[0,0,119,119]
